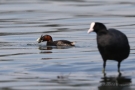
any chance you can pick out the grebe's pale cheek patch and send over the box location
[87,22,95,33]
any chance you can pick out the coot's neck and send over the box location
[95,29,108,35]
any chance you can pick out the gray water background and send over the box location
[0,0,135,90]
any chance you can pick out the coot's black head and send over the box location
[88,22,107,33]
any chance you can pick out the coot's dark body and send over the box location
[88,22,130,72]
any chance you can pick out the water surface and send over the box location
[0,0,135,90]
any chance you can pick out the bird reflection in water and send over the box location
[98,73,132,90]
[38,46,74,54]
[38,46,74,50]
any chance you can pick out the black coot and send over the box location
[87,22,130,73]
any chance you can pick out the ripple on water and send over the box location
[0,0,135,90]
